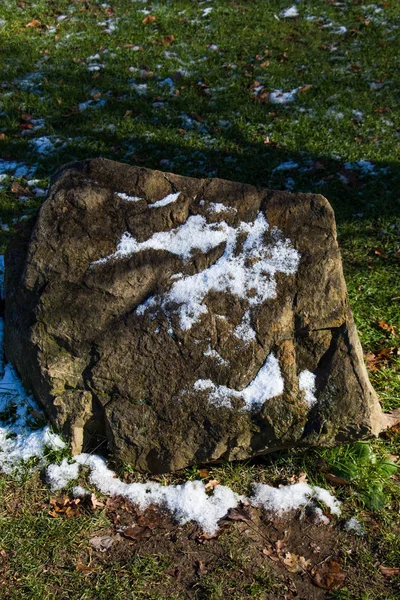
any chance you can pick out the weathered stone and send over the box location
[4,158,395,473]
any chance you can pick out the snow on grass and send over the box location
[280,6,299,18]
[0,159,36,178]
[128,212,300,331]
[150,191,181,208]
[194,353,284,410]
[273,159,299,172]
[344,517,365,535]
[73,453,240,535]
[0,361,65,475]
[270,88,300,104]
[252,481,341,517]
[46,457,79,491]
[299,370,317,407]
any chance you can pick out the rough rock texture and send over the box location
[4,158,392,473]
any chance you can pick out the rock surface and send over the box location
[4,158,392,473]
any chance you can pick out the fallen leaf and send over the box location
[25,19,41,28]
[260,60,270,68]
[288,471,308,484]
[299,84,311,93]
[104,7,115,17]
[0,133,6,140]
[379,565,400,578]
[323,472,351,486]
[49,497,81,518]
[374,247,388,258]
[162,35,175,46]
[282,552,311,573]
[122,525,151,540]
[198,468,210,478]
[205,479,220,491]
[226,507,251,523]
[312,560,345,590]
[197,560,208,575]
[89,535,114,552]
[76,562,95,575]
[11,182,34,197]
[90,493,105,509]
[20,113,33,122]
[378,320,397,337]
[263,547,280,561]
[142,15,156,24]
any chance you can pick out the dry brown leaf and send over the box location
[0,133,6,140]
[299,84,311,93]
[122,525,151,540]
[288,471,308,484]
[76,562,95,575]
[49,497,81,518]
[282,552,311,573]
[226,507,251,523]
[263,547,280,561]
[11,182,34,197]
[260,60,270,68]
[374,247,388,258]
[275,537,286,553]
[198,468,210,478]
[142,15,156,24]
[197,560,208,575]
[25,19,41,28]
[379,565,400,578]
[378,320,397,337]
[205,479,220,491]
[90,493,105,509]
[162,35,175,46]
[323,472,351,486]
[312,560,345,590]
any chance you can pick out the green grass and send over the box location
[0,0,399,598]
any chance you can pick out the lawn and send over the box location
[0,0,399,598]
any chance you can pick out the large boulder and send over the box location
[4,159,393,472]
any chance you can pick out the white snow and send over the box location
[344,517,365,535]
[72,485,90,498]
[46,457,79,491]
[0,364,65,475]
[313,485,342,516]
[150,192,181,208]
[208,202,237,214]
[280,6,299,18]
[203,347,229,367]
[130,213,300,331]
[116,192,143,202]
[194,353,284,410]
[252,482,341,517]
[270,88,300,104]
[233,310,256,343]
[299,370,317,407]
[30,136,55,155]
[273,160,299,172]
[202,7,213,17]
[73,453,239,534]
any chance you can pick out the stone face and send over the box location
[4,158,391,473]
